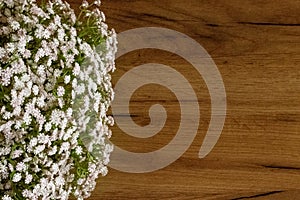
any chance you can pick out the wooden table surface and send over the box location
[69,0,300,199]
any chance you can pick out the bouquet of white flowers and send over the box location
[0,0,117,199]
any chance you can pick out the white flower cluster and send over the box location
[0,0,117,199]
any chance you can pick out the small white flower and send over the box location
[0,147,11,156]
[73,63,80,76]
[33,165,40,173]
[57,86,65,97]
[6,43,15,53]
[12,173,22,182]
[0,47,5,59]
[54,15,61,25]
[16,162,26,172]
[29,137,38,148]
[34,145,45,154]
[82,0,89,8]
[21,74,30,82]
[14,77,25,90]
[100,166,108,176]
[37,96,45,107]
[23,49,31,59]
[77,178,84,185]
[43,29,51,39]
[22,189,32,198]
[75,146,82,155]
[23,114,32,125]
[48,146,57,156]
[34,48,46,62]
[51,163,59,174]
[66,108,72,117]
[58,98,64,108]
[25,174,33,184]
[88,163,96,173]
[54,69,62,78]
[57,28,65,41]
[55,176,65,187]
[10,21,20,31]
[37,65,45,76]
[32,85,39,95]
[44,122,52,132]
[35,25,44,39]
[64,75,71,84]
[94,0,101,6]
[38,134,50,144]
[11,149,23,159]
[76,84,85,95]
[2,195,12,200]
[63,128,73,141]
[59,142,70,154]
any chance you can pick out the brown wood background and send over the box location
[69,0,300,199]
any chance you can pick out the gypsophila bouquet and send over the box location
[0,0,117,199]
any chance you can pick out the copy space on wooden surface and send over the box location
[69,0,300,199]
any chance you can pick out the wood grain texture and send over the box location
[68,0,300,199]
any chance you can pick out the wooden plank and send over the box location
[68,0,300,199]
